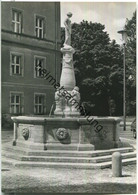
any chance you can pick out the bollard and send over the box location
[112,152,122,177]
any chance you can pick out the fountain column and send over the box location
[60,45,75,91]
[54,12,80,117]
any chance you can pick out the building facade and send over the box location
[1,2,61,117]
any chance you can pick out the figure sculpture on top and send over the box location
[64,12,72,46]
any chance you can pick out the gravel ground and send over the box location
[1,163,136,193]
[1,130,13,143]
[1,130,137,194]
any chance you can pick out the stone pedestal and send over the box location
[60,45,75,90]
[54,45,80,117]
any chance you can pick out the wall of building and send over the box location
[1,2,60,41]
[1,2,61,116]
[2,86,55,115]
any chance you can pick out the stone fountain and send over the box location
[11,13,122,153]
[2,13,136,170]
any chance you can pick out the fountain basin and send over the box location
[11,116,122,151]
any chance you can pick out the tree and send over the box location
[61,21,123,116]
[125,11,136,116]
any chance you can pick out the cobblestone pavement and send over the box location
[1,130,137,194]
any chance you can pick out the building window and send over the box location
[12,10,22,33]
[35,16,44,39]
[10,92,24,114]
[10,53,23,76]
[35,58,44,77]
[34,94,46,115]
[34,56,46,78]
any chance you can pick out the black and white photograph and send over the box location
[1,1,137,194]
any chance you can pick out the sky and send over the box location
[61,2,136,44]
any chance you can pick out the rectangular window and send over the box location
[10,93,24,114]
[11,54,22,75]
[34,56,46,78]
[34,94,46,115]
[35,16,44,39]
[35,58,44,77]
[12,10,22,33]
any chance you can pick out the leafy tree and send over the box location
[61,21,123,116]
[125,11,136,116]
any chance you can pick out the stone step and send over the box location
[2,151,23,161]
[18,147,135,157]
[2,150,136,163]
[1,156,17,169]
[120,134,133,136]
[120,134,134,135]
[89,152,136,163]
[19,152,137,163]
[120,137,135,140]
[2,156,136,169]
[120,130,133,132]
[120,137,134,139]
[120,137,136,144]
[2,145,134,157]
[2,147,135,165]
[120,131,133,133]
[120,136,134,137]
[120,133,133,135]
